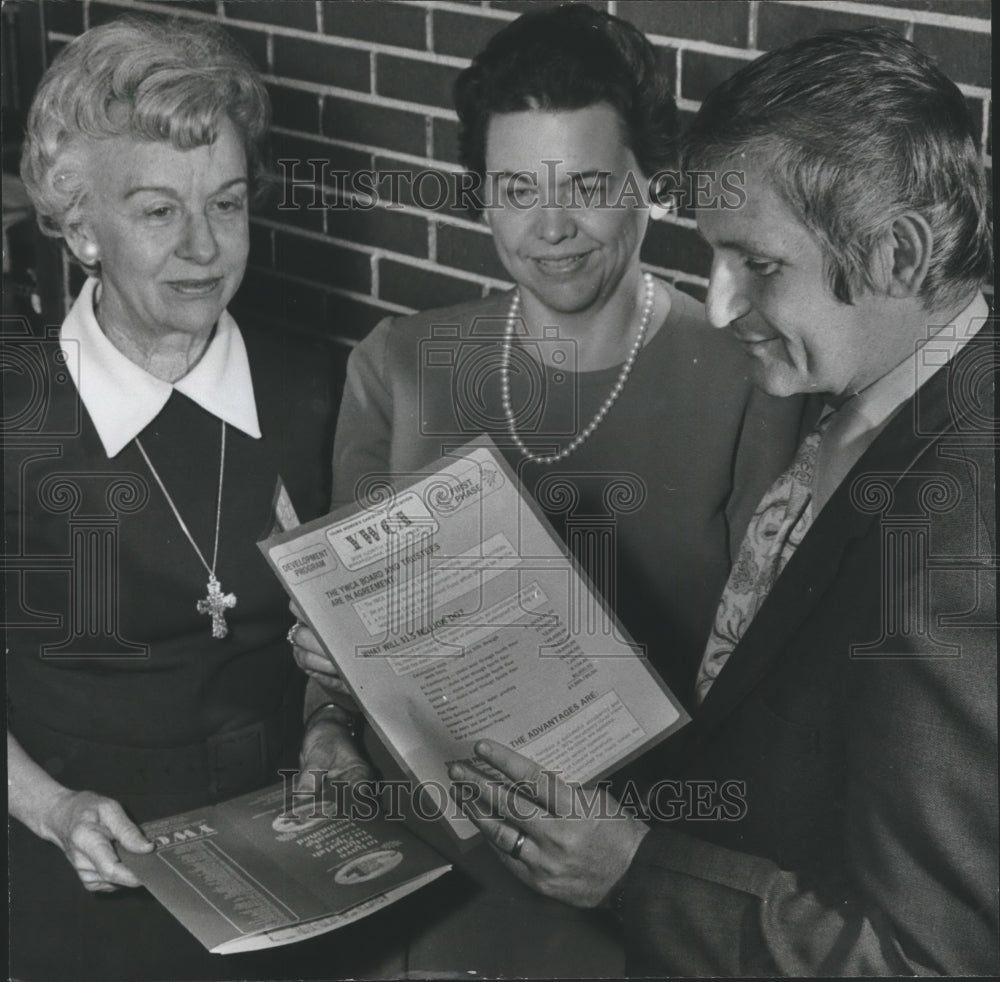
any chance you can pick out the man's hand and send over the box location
[449,739,649,908]
[41,789,153,892]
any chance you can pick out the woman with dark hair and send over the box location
[295,5,803,713]
[6,16,378,981]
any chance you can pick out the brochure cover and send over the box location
[260,438,689,843]
[123,783,451,953]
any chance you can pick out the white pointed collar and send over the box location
[60,278,261,458]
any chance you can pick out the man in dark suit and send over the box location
[449,29,996,975]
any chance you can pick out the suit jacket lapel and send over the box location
[695,339,972,732]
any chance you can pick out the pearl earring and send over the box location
[80,244,99,264]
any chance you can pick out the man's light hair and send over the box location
[684,28,991,311]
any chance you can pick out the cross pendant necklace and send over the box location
[136,420,237,639]
[197,574,237,639]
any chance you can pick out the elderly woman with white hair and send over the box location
[6,17,377,981]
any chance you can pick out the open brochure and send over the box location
[260,438,689,843]
[122,783,450,954]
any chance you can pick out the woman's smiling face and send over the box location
[482,103,652,317]
[70,117,250,346]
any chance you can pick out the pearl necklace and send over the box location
[501,272,656,464]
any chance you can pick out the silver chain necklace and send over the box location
[135,419,236,638]
[501,272,655,464]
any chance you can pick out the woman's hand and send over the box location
[290,621,348,690]
[288,605,354,698]
[299,713,376,788]
[449,739,649,909]
[8,731,152,892]
[41,788,153,892]
[296,711,377,819]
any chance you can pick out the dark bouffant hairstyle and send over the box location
[454,4,678,188]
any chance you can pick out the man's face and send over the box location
[482,103,651,315]
[697,168,888,400]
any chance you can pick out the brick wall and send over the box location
[36,0,992,345]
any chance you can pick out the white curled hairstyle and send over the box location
[19,15,270,269]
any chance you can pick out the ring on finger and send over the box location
[286,622,301,645]
[508,829,527,860]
